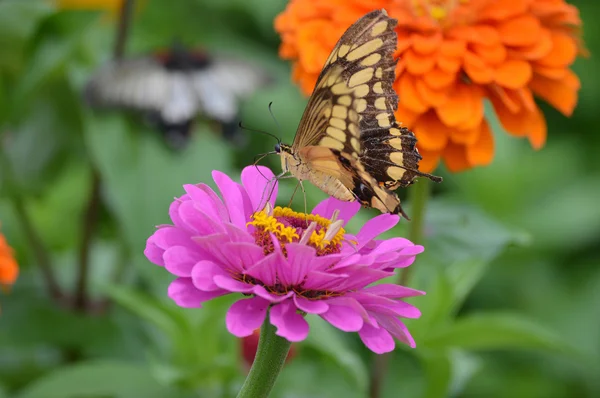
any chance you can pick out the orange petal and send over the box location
[395,103,420,128]
[436,84,482,128]
[491,96,547,145]
[396,74,429,113]
[442,142,472,172]
[466,121,494,166]
[532,64,568,80]
[527,106,547,150]
[415,147,441,173]
[297,21,333,74]
[448,25,500,45]
[530,70,579,116]
[423,67,456,89]
[415,79,450,107]
[437,55,462,74]
[508,29,553,60]
[471,43,507,66]
[413,112,450,151]
[449,125,481,145]
[397,32,413,54]
[497,15,542,46]
[439,39,467,58]
[536,31,578,68]
[411,32,442,55]
[463,51,494,84]
[494,60,532,89]
[480,0,529,21]
[404,49,436,75]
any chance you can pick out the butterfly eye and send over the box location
[274,143,281,153]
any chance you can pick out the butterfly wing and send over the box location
[191,55,270,123]
[291,9,417,214]
[84,57,174,114]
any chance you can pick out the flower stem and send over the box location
[74,0,134,312]
[369,179,432,398]
[399,178,430,286]
[236,314,291,398]
[0,144,63,301]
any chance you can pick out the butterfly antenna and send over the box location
[238,122,281,145]
[268,102,282,138]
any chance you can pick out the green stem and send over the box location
[0,143,63,301]
[369,179,432,398]
[236,314,292,398]
[399,178,431,286]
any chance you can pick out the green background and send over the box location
[0,0,599,397]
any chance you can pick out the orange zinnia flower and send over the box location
[0,228,19,295]
[275,0,585,172]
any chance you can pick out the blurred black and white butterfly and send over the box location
[84,43,270,148]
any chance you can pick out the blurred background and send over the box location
[0,0,599,397]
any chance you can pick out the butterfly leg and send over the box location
[288,181,301,207]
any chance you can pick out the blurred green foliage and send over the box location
[0,0,599,397]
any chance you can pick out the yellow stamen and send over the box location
[248,206,346,253]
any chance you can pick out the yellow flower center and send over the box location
[247,206,346,256]
[410,0,477,26]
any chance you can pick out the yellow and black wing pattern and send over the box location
[289,9,442,217]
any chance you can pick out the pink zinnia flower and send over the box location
[144,166,425,354]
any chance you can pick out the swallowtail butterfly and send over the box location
[275,9,442,218]
[84,43,269,147]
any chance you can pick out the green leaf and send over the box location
[15,360,182,398]
[303,317,368,394]
[0,0,54,72]
[418,351,452,398]
[104,285,192,346]
[12,11,98,107]
[83,114,234,256]
[423,312,576,356]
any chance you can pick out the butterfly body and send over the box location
[278,143,356,202]
[276,9,441,217]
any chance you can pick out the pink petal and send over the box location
[168,198,187,230]
[183,184,224,223]
[220,242,266,273]
[212,170,250,228]
[241,165,278,211]
[163,246,202,277]
[151,227,194,251]
[245,251,285,286]
[223,223,255,244]
[283,243,316,285]
[191,260,225,291]
[320,301,364,332]
[270,300,309,342]
[354,292,422,318]
[335,267,393,291]
[178,201,226,235]
[252,285,294,303]
[373,315,416,348]
[195,183,229,220]
[144,235,165,266]
[363,284,425,299]
[355,214,400,249]
[358,321,396,354]
[226,296,270,337]
[311,197,360,226]
[293,295,329,314]
[303,270,348,291]
[168,278,226,308]
[213,274,254,293]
